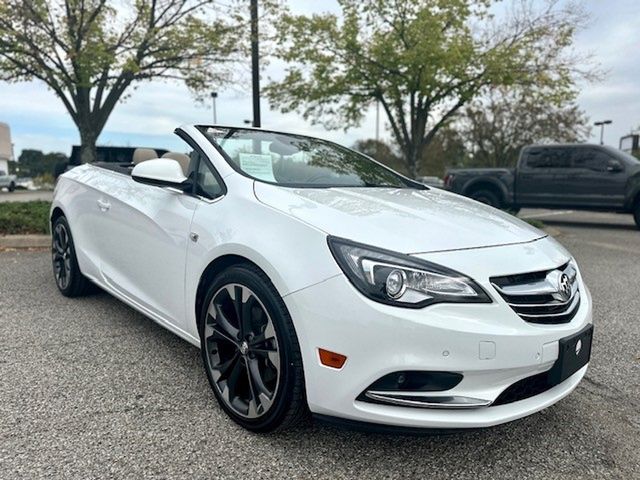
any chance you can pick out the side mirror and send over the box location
[606,159,623,173]
[132,159,188,189]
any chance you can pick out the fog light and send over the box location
[385,269,406,298]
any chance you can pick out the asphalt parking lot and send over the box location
[1,209,639,479]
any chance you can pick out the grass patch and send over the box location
[0,201,51,235]
[523,218,545,229]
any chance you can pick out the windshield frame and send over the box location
[195,125,427,190]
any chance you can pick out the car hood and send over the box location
[254,183,546,254]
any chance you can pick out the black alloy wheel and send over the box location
[205,283,280,418]
[51,216,90,297]
[200,264,307,432]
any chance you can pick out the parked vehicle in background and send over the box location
[0,163,17,192]
[0,122,16,192]
[417,175,444,188]
[445,144,640,228]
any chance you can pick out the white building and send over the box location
[0,122,14,174]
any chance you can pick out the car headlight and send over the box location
[327,236,491,308]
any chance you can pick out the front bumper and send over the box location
[284,237,592,429]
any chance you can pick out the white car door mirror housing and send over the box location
[132,159,189,189]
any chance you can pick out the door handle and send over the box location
[97,199,111,211]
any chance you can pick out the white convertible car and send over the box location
[51,125,593,432]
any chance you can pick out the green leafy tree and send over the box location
[17,149,68,178]
[420,126,468,177]
[352,138,407,175]
[266,0,595,178]
[461,88,591,168]
[0,0,248,163]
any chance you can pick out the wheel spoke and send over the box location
[223,356,244,396]
[247,357,272,397]
[213,351,240,377]
[241,294,258,340]
[244,360,261,414]
[210,304,240,341]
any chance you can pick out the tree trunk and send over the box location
[78,126,98,164]
[404,141,423,179]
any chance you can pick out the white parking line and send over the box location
[520,210,574,219]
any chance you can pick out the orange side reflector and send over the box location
[318,348,347,369]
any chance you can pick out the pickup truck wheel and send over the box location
[52,216,91,297]
[469,189,501,208]
[199,264,308,432]
[634,204,640,229]
[8,182,15,192]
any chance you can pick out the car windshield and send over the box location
[197,126,419,188]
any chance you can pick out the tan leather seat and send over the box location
[132,148,158,165]
[162,152,190,175]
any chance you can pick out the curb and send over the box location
[0,234,50,249]
[542,226,563,238]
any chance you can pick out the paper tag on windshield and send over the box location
[239,153,275,182]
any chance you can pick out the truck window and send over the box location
[572,149,608,172]
[524,148,570,168]
[524,151,543,168]
[544,149,571,168]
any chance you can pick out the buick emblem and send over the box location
[557,273,572,302]
[575,339,582,356]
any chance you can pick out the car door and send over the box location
[95,146,200,328]
[515,147,558,205]
[570,147,627,208]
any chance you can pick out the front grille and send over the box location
[491,262,580,324]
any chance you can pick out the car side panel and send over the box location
[91,169,199,329]
[51,166,109,280]
[183,174,341,341]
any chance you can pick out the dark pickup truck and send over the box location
[444,144,640,228]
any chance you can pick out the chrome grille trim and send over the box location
[515,292,580,319]
[491,262,580,325]
[364,391,492,409]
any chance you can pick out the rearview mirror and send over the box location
[132,159,188,189]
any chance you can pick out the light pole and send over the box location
[250,0,261,128]
[594,120,612,145]
[210,92,218,124]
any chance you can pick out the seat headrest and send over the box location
[132,148,158,165]
[161,152,191,175]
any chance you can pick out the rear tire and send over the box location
[8,182,15,192]
[634,203,640,229]
[469,189,501,208]
[52,216,91,297]
[199,263,307,432]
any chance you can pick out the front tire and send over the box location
[469,189,501,208]
[8,181,15,192]
[634,203,640,229]
[52,216,90,297]
[199,264,307,432]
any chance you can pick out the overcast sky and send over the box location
[1,0,639,158]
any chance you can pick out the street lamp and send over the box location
[594,120,612,145]
[250,0,261,128]
[210,92,218,124]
